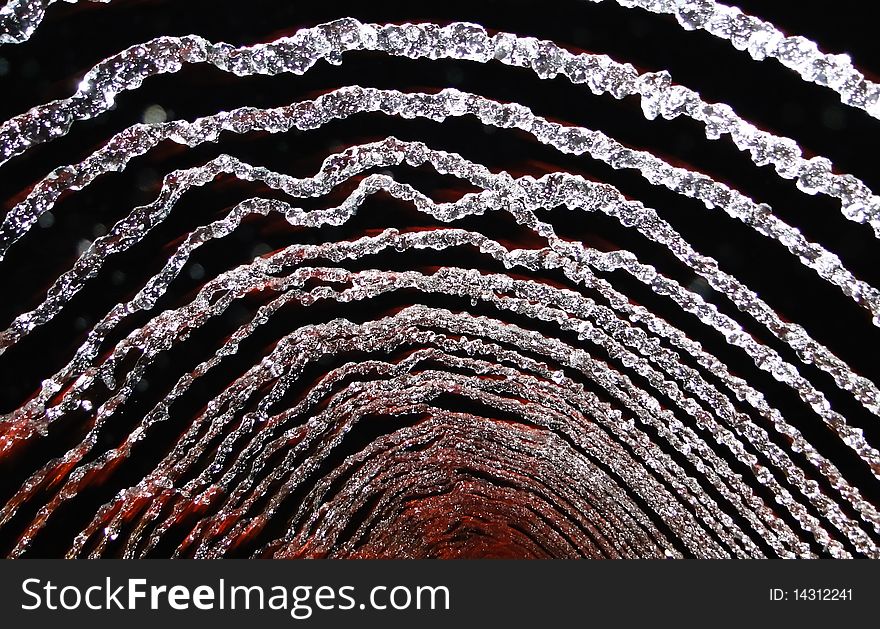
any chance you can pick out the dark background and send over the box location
[0,0,877,556]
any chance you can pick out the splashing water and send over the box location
[0,3,877,558]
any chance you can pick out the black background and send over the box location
[0,0,878,557]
